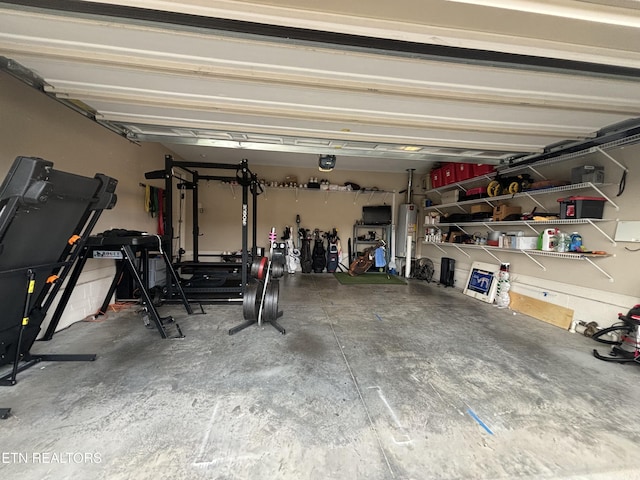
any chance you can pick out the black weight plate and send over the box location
[263,280,279,323]
[242,280,263,321]
[270,261,284,279]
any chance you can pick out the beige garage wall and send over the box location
[180,164,408,258]
[0,72,165,233]
[417,146,640,325]
[0,71,169,333]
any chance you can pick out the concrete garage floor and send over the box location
[2,274,640,480]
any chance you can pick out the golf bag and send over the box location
[326,243,339,273]
[312,232,326,273]
[348,241,383,276]
[326,228,340,273]
[300,237,313,273]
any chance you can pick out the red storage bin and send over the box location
[442,163,457,185]
[456,163,473,182]
[430,167,443,189]
[472,164,495,177]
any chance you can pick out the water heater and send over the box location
[396,204,417,257]
[396,169,417,258]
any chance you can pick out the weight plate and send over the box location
[242,280,263,320]
[250,256,268,280]
[263,280,279,323]
[270,261,284,279]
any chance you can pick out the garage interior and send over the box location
[1,1,640,479]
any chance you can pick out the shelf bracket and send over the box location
[452,223,470,235]
[229,183,236,199]
[585,219,616,245]
[594,147,629,173]
[453,244,470,258]
[520,191,546,211]
[520,250,547,271]
[430,243,446,254]
[353,190,362,204]
[526,165,547,180]
[480,246,502,263]
[581,256,614,282]
[585,182,619,211]
[522,221,541,235]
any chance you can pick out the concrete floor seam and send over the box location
[328,319,395,479]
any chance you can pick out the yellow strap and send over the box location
[144,185,151,213]
[28,280,35,294]
[22,317,29,326]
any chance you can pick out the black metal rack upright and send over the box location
[152,155,260,303]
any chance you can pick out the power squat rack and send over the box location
[146,155,261,303]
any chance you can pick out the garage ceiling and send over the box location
[2,0,640,173]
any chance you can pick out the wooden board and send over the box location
[509,291,574,330]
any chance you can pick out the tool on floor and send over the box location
[592,305,640,363]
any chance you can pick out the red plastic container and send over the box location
[430,168,444,188]
[473,164,495,177]
[442,163,457,185]
[430,167,443,189]
[456,163,473,182]
[464,186,487,200]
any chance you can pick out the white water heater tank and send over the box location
[396,204,417,257]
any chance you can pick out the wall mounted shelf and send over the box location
[432,218,616,245]
[424,182,619,213]
[257,185,395,204]
[422,242,614,281]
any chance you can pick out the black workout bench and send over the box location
[45,234,193,339]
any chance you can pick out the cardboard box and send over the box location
[441,189,460,204]
[470,204,493,214]
[492,204,521,221]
